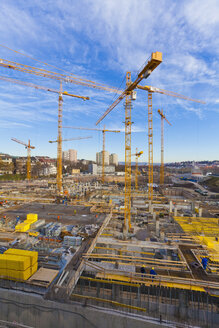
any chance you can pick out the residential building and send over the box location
[88,163,115,175]
[62,149,77,162]
[14,157,26,174]
[96,151,109,165]
[62,151,69,161]
[109,153,118,166]
[0,154,13,174]
[41,165,57,176]
[69,149,77,162]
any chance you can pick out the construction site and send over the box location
[0,25,218,328]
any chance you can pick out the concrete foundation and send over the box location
[0,288,192,328]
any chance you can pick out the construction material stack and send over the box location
[15,213,38,232]
[0,249,38,280]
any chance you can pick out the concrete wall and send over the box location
[0,288,187,328]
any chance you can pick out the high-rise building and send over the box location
[96,151,109,165]
[62,149,77,162]
[62,151,69,161]
[109,153,118,166]
[69,149,77,162]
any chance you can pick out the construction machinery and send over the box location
[11,138,35,180]
[131,148,143,190]
[137,85,205,201]
[157,109,171,185]
[63,126,120,183]
[96,52,163,234]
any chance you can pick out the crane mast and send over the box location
[57,82,63,194]
[26,140,31,180]
[96,52,163,235]
[158,109,171,185]
[132,148,143,191]
[11,138,35,180]
[137,83,205,201]
[124,72,132,234]
[160,111,164,185]
[148,91,153,201]
[102,128,106,184]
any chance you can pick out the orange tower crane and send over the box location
[0,75,89,194]
[131,148,143,190]
[63,126,120,183]
[96,52,163,233]
[11,138,35,180]
[157,109,171,185]
[137,85,205,201]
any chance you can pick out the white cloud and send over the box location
[0,120,31,128]
[184,0,219,36]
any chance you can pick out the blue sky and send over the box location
[0,0,218,162]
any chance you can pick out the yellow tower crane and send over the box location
[63,126,120,183]
[0,75,89,194]
[11,138,35,180]
[157,109,171,185]
[96,52,163,234]
[131,148,143,190]
[49,136,92,195]
[0,56,123,194]
[137,85,205,201]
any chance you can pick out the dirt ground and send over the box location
[3,203,105,225]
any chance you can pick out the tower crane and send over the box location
[0,75,89,194]
[96,52,163,234]
[11,138,35,180]
[63,126,120,183]
[157,109,171,185]
[49,135,92,191]
[131,148,143,190]
[137,85,205,201]
[0,55,123,194]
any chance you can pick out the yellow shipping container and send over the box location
[5,249,38,266]
[0,254,30,270]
